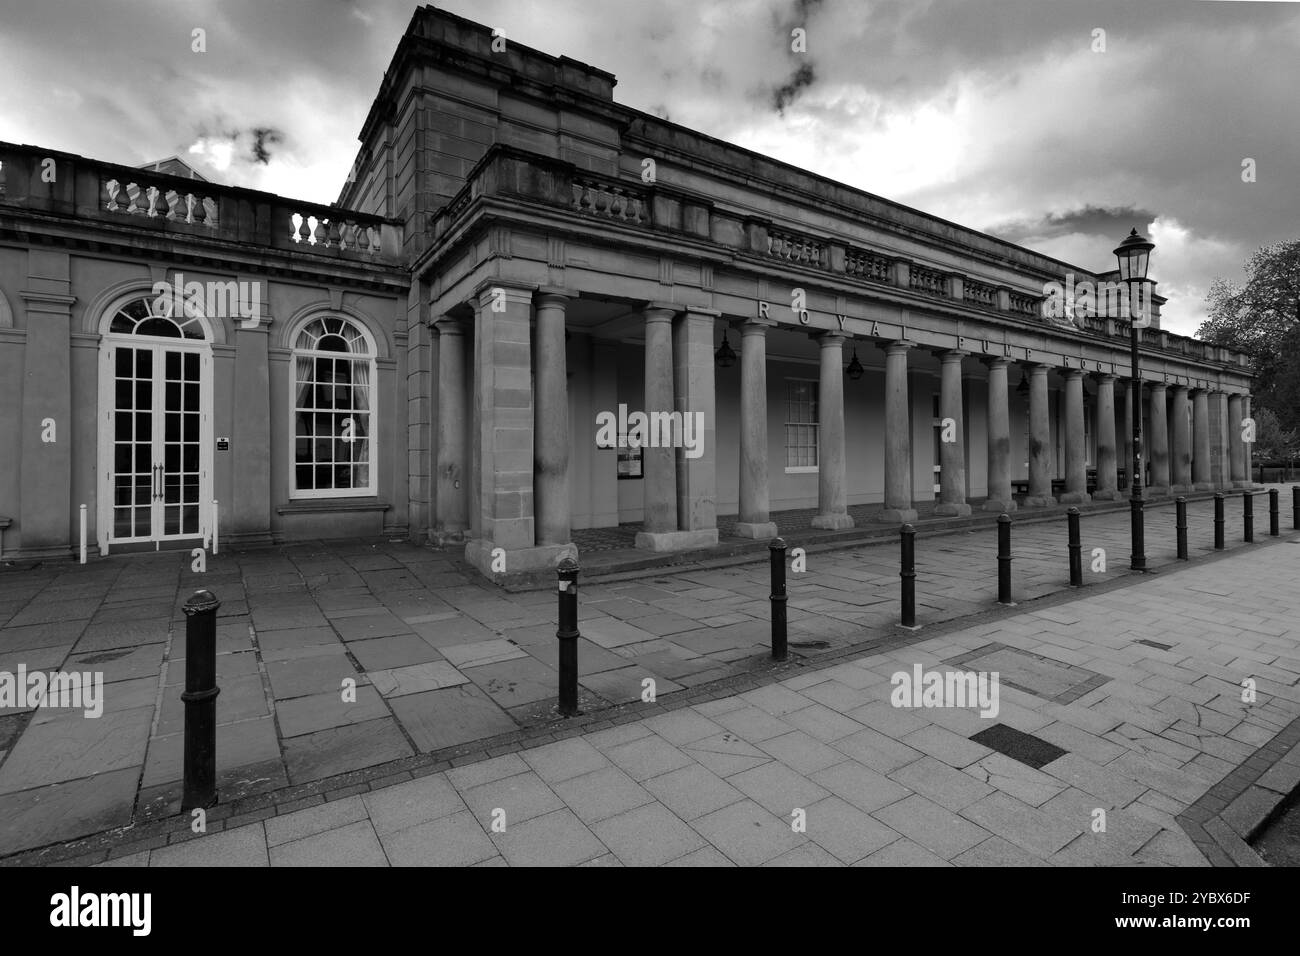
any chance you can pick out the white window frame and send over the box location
[784,377,819,474]
[288,316,379,499]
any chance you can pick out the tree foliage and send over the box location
[1197,240,1300,435]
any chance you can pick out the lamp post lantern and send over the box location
[1114,228,1155,571]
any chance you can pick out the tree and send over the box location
[1198,240,1300,436]
[1251,406,1298,461]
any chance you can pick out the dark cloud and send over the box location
[989,205,1159,245]
[772,62,816,115]
[250,127,283,164]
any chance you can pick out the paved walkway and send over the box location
[84,533,1300,866]
[0,485,1294,858]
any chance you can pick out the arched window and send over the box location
[292,317,376,497]
[109,295,208,340]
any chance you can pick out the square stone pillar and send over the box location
[1120,379,1135,493]
[1209,391,1230,487]
[18,272,75,556]
[433,316,470,542]
[464,282,576,578]
[231,321,272,539]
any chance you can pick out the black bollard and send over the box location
[1175,496,1188,560]
[1243,491,1254,543]
[1293,485,1299,531]
[769,537,788,661]
[181,589,221,812]
[1270,488,1279,537]
[1214,493,1225,550]
[557,558,580,716]
[997,514,1012,605]
[1067,507,1082,587]
[900,524,916,628]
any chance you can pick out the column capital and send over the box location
[813,331,848,348]
[1062,367,1085,380]
[536,285,579,299]
[733,317,777,332]
[432,316,470,336]
[535,289,575,309]
[642,304,678,325]
[981,355,1013,369]
[1095,372,1117,384]
[935,349,969,363]
[879,339,913,355]
[1148,380,1168,392]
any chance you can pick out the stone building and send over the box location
[0,6,1256,580]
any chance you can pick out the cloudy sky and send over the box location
[1,0,1297,337]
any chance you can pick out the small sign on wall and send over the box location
[217,437,230,451]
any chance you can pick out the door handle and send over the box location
[153,464,162,501]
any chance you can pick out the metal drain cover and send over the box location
[970,723,1067,770]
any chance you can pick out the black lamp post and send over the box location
[1114,227,1155,571]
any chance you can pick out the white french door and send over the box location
[99,339,212,550]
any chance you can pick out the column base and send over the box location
[934,502,972,517]
[1170,484,1195,495]
[982,499,1018,513]
[811,512,855,530]
[1148,485,1172,498]
[634,529,719,552]
[734,521,778,539]
[464,538,578,579]
[1058,491,1091,505]
[874,508,918,523]
[1091,489,1121,501]
[1193,482,1216,491]
[1023,495,1056,508]
[1231,480,1251,489]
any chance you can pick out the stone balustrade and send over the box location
[910,263,950,297]
[766,226,823,267]
[0,141,402,263]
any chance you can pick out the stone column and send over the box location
[1192,388,1213,490]
[1228,393,1247,487]
[672,308,719,543]
[735,319,777,538]
[812,332,854,529]
[637,307,678,541]
[1121,379,1135,492]
[433,317,469,540]
[935,350,971,516]
[982,357,1015,512]
[464,282,576,578]
[1024,364,1055,507]
[589,339,620,527]
[1170,385,1192,493]
[1148,382,1170,496]
[1059,369,1091,504]
[534,291,571,546]
[1093,373,1119,500]
[878,341,918,522]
